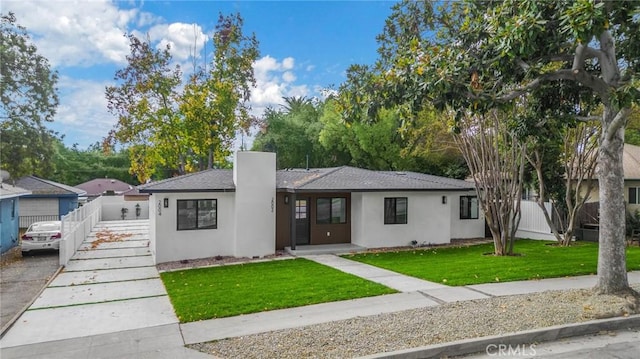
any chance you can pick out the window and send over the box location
[295,199,307,219]
[460,196,479,219]
[177,199,217,230]
[630,187,639,204]
[384,197,408,224]
[11,199,15,219]
[316,197,347,224]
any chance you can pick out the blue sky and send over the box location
[4,1,397,149]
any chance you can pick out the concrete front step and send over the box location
[64,256,155,272]
[78,240,148,250]
[30,279,168,309]
[50,267,160,287]
[72,247,151,259]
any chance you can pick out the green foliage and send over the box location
[49,140,138,185]
[343,240,640,286]
[105,33,183,182]
[160,258,395,322]
[0,12,59,178]
[181,13,259,170]
[107,13,259,181]
[252,98,338,168]
[626,105,640,146]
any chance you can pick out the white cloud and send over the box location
[282,57,295,70]
[148,22,209,62]
[250,55,310,116]
[282,71,296,83]
[52,76,116,147]
[2,0,159,67]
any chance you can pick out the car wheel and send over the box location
[21,251,29,257]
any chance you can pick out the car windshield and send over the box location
[29,223,60,232]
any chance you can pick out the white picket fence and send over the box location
[516,200,556,240]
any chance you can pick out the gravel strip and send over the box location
[189,284,640,359]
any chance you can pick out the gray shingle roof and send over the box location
[0,182,31,200]
[138,169,235,192]
[15,176,86,196]
[139,166,474,193]
[291,167,474,191]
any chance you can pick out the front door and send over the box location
[295,198,310,245]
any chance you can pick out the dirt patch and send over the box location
[157,250,292,272]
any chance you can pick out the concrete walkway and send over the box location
[0,220,207,358]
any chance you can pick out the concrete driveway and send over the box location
[0,220,179,348]
[0,249,60,332]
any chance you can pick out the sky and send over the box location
[3,0,397,149]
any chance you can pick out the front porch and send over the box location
[285,243,365,256]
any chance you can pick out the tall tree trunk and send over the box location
[595,107,629,294]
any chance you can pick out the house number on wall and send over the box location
[158,200,162,216]
[271,197,274,213]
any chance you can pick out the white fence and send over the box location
[101,196,149,221]
[60,196,102,266]
[516,200,557,241]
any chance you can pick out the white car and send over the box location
[21,221,62,255]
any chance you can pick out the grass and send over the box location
[342,239,640,286]
[160,258,397,322]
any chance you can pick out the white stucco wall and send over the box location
[351,191,451,248]
[233,151,276,258]
[149,194,157,262]
[448,191,486,239]
[101,196,149,221]
[151,192,236,264]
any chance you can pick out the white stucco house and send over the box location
[139,151,485,264]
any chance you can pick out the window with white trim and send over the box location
[630,187,640,204]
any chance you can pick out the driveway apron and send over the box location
[0,220,178,348]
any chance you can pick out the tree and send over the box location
[375,0,640,295]
[252,97,335,168]
[181,13,259,170]
[455,110,526,255]
[105,34,183,182]
[0,12,59,178]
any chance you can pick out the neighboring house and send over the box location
[518,143,640,241]
[578,143,640,213]
[139,151,485,264]
[14,176,86,229]
[0,182,31,254]
[75,178,136,201]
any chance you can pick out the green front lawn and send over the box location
[343,240,640,286]
[160,258,396,322]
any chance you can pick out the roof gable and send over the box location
[0,182,31,200]
[75,178,135,196]
[15,176,85,196]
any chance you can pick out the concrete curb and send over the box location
[360,314,640,358]
[0,265,64,338]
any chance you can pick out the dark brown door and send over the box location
[295,198,310,245]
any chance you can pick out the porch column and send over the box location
[290,192,296,250]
